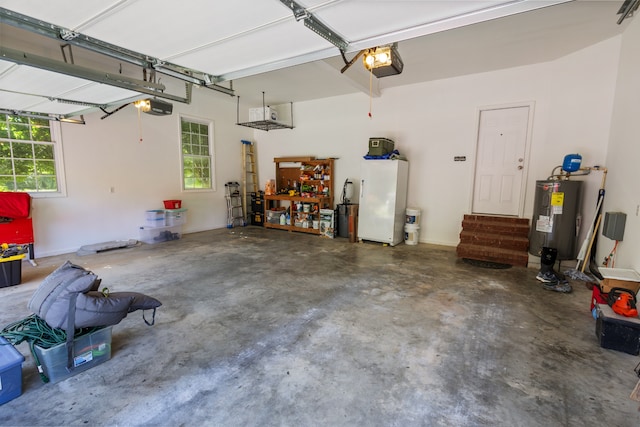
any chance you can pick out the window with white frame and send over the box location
[0,114,64,194]
[180,116,214,190]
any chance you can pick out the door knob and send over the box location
[518,158,524,162]
[518,165,524,170]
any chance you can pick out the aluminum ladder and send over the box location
[225,181,245,228]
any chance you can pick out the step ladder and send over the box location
[225,181,245,228]
[242,140,258,222]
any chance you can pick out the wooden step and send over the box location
[461,215,529,237]
[459,230,529,251]
[456,243,529,267]
[463,214,529,225]
[456,214,530,267]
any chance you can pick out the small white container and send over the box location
[404,224,420,245]
[406,208,421,225]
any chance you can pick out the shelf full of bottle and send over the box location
[272,158,333,199]
[263,197,330,234]
[297,162,331,198]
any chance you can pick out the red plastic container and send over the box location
[163,200,182,209]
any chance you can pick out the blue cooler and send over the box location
[0,337,25,405]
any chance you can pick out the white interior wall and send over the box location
[254,36,621,248]
[528,35,618,258]
[28,32,625,258]
[598,16,640,271]
[30,88,253,257]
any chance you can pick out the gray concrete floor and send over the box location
[0,227,639,426]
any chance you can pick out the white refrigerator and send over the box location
[357,159,409,246]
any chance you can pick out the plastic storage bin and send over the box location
[145,210,166,227]
[266,209,285,224]
[0,337,24,404]
[139,225,182,244]
[165,209,187,226]
[33,327,112,384]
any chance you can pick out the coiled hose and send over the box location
[1,314,100,383]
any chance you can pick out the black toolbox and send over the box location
[251,191,264,214]
[251,212,264,226]
[595,303,640,355]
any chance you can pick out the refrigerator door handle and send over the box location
[360,179,365,199]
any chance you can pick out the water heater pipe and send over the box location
[547,165,607,182]
[589,165,608,189]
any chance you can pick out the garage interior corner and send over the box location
[0,227,639,426]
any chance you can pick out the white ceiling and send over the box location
[0,0,632,118]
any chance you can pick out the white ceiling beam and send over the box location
[217,45,339,82]
[317,59,380,99]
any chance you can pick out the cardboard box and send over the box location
[319,208,335,238]
[595,303,640,355]
[33,327,112,384]
[599,268,640,294]
[249,107,278,122]
[0,337,24,405]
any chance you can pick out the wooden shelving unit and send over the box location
[264,157,335,235]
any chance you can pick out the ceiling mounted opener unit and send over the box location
[134,98,173,116]
[363,44,404,77]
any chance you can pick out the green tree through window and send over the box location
[0,114,59,192]
[181,117,213,190]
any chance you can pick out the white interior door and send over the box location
[472,106,530,216]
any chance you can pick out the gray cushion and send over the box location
[28,261,99,329]
[74,291,162,328]
[28,261,162,330]
[75,292,136,328]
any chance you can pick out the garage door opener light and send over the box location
[362,43,404,78]
[133,99,151,113]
